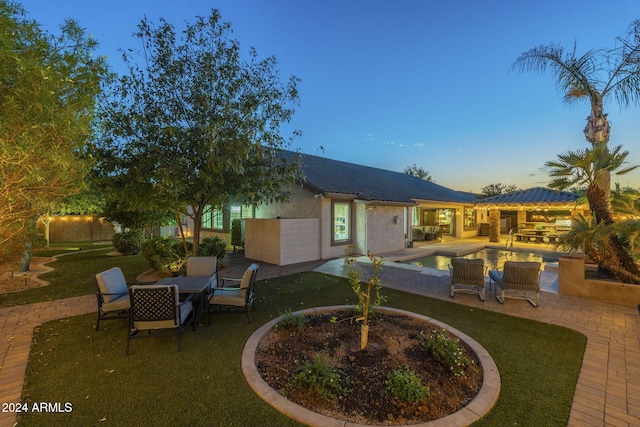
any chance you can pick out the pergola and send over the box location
[474,187,587,243]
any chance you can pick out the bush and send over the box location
[199,236,227,259]
[112,230,143,255]
[420,330,476,377]
[385,367,430,403]
[286,352,350,401]
[231,219,243,249]
[276,309,309,332]
[140,237,186,273]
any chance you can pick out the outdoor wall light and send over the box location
[393,215,399,224]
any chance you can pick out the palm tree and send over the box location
[513,20,640,210]
[547,144,640,283]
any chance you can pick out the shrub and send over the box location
[112,230,143,255]
[140,237,186,273]
[286,352,350,401]
[421,330,476,377]
[385,367,430,403]
[198,237,227,259]
[231,219,243,250]
[276,309,309,332]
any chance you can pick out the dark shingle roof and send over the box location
[474,187,580,206]
[285,151,476,204]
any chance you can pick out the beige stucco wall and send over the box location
[558,255,640,304]
[39,215,115,243]
[256,185,322,219]
[365,205,407,255]
[244,218,320,266]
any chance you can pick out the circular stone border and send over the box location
[242,305,501,427]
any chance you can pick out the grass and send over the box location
[14,253,587,426]
[0,248,147,308]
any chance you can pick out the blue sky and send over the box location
[18,0,640,193]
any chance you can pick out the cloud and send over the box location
[414,143,424,147]
[383,141,395,145]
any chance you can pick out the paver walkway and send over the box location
[0,254,639,426]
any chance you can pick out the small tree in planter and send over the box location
[345,247,386,350]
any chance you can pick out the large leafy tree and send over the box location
[0,1,108,257]
[403,164,432,181]
[546,144,640,283]
[512,20,640,212]
[96,10,303,255]
[479,183,519,198]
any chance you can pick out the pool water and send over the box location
[400,248,561,271]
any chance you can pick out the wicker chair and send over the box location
[126,284,193,354]
[492,261,541,307]
[449,258,487,301]
[209,263,259,323]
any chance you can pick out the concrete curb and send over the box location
[242,305,500,427]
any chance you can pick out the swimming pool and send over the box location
[399,248,562,271]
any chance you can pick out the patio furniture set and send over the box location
[94,257,259,353]
[449,258,541,307]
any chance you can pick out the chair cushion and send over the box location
[186,256,217,277]
[96,267,128,303]
[209,288,245,307]
[101,294,130,312]
[488,270,503,284]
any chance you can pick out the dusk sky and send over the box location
[18,0,640,193]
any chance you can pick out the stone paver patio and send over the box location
[0,248,639,426]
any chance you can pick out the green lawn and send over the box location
[15,261,586,426]
[0,248,147,308]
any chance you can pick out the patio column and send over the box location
[517,210,526,232]
[489,209,500,242]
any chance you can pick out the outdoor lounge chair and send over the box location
[95,267,131,331]
[449,258,487,301]
[491,261,541,307]
[209,263,259,324]
[126,284,193,354]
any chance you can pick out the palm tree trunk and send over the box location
[586,184,640,283]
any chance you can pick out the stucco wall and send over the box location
[244,218,320,266]
[366,205,406,255]
[255,185,322,219]
[40,216,115,243]
[558,256,640,304]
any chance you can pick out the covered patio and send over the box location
[473,187,587,243]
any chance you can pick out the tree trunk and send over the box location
[176,212,190,256]
[586,184,640,283]
[584,109,611,214]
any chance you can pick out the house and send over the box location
[208,152,478,265]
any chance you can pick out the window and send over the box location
[230,205,254,220]
[412,206,420,227]
[463,207,477,231]
[332,201,351,244]
[202,206,224,230]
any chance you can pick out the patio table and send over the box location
[154,276,212,327]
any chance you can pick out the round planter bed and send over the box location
[242,306,500,426]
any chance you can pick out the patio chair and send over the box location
[95,267,131,331]
[126,284,193,354]
[209,263,259,324]
[186,256,217,287]
[492,261,541,307]
[449,258,487,301]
